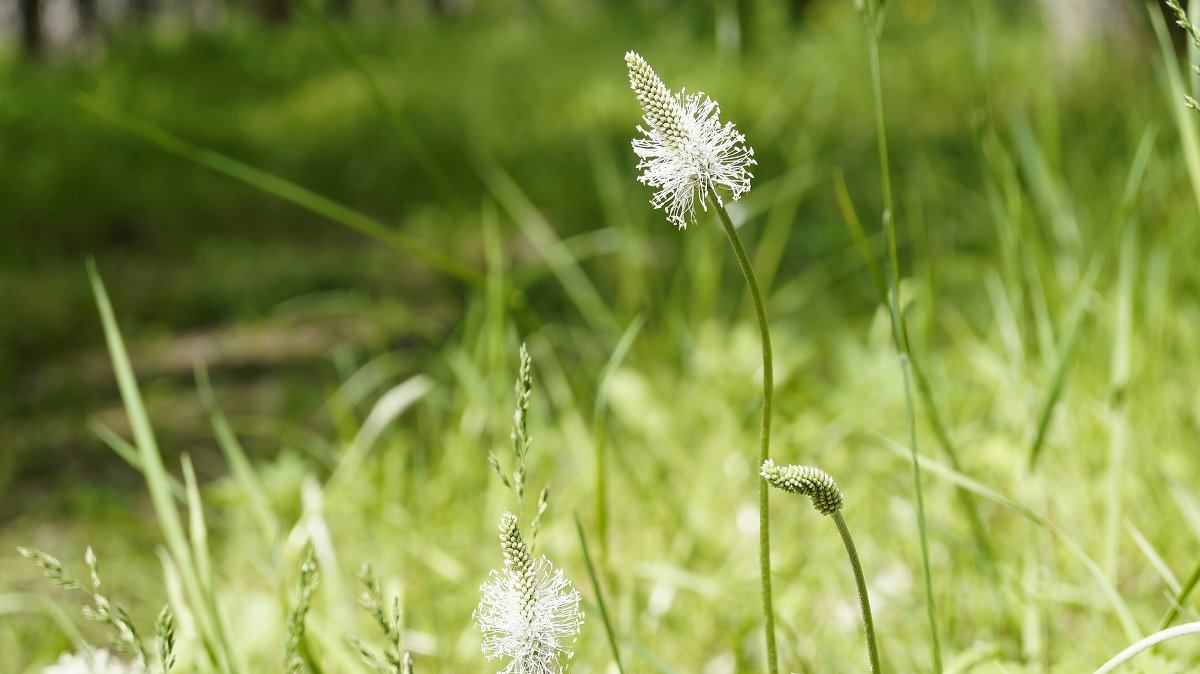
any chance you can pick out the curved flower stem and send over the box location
[1094,621,1200,674]
[710,195,777,674]
[833,511,881,674]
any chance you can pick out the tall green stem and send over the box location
[710,195,777,674]
[833,512,881,673]
[863,6,942,671]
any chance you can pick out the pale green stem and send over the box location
[710,194,777,674]
[1094,622,1200,674]
[863,6,942,670]
[833,511,881,674]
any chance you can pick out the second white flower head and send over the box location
[625,51,756,229]
[474,512,584,674]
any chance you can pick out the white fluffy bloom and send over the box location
[626,51,756,229]
[43,650,148,674]
[474,513,584,674]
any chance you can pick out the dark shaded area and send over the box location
[0,0,1172,522]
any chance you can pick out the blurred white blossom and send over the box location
[43,650,148,674]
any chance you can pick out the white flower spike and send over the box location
[625,51,756,229]
[474,512,584,674]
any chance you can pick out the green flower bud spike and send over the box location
[760,459,844,515]
[761,459,881,673]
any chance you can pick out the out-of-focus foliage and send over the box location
[3,0,1200,671]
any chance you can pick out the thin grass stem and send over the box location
[75,95,484,288]
[595,316,645,561]
[1161,559,1200,629]
[1094,621,1200,674]
[833,512,881,674]
[575,514,626,674]
[295,0,462,212]
[860,4,942,668]
[708,194,776,674]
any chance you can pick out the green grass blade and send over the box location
[475,152,619,335]
[181,454,212,590]
[0,593,92,654]
[75,95,483,287]
[87,260,239,674]
[587,139,647,314]
[594,314,645,559]
[180,451,245,672]
[1103,225,1137,579]
[1149,5,1200,211]
[882,436,1141,640]
[834,168,887,303]
[1162,559,1200,629]
[1124,520,1182,595]
[326,375,432,493]
[89,419,187,501]
[1108,126,1158,240]
[575,513,625,674]
[751,162,816,298]
[1027,259,1100,469]
[294,0,462,211]
[195,364,280,544]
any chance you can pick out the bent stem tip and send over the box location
[762,460,880,673]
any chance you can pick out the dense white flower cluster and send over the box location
[474,513,584,674]
[626,51,756,229]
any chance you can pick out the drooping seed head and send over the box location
[761,459,845,515]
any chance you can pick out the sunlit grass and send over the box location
[4,2,1200,672]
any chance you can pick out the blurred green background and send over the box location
[3,0,1200,671]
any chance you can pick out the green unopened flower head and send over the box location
[474,513,584,674]
[625,51,756,229]
[760,459,844,515]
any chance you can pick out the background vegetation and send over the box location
[2,0,1199,671]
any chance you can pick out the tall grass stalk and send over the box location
[835,169,994,564]
[75,96,483,288]
[294,0,462,212]
[883,438,1140,640]
[1103,224,1136,580]
[1162,561,1200,629]
[707,194,778,674]
[87,260,242,674]
[594,316,645,561]
[575,513,626,674]
[857,2,941,668]
[1150,5,1200,210]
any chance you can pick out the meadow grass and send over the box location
[4,1,1200,672]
